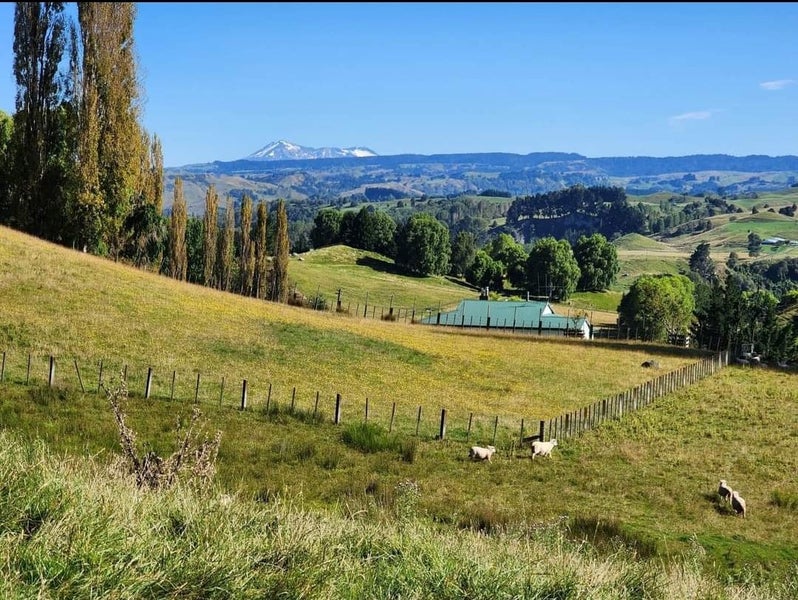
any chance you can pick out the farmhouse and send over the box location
[420,299,592,339]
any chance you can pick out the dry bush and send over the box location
[104,375,222,491]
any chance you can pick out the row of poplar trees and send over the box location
[169,180,290,303]
[0,2,291,302]
[0,2,160,258]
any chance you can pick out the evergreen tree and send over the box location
[239,194,254,295]
[270,199,290,302]
[688,241,716,282]
[217,195,235,292]
[573,233,620,291]
[254,201,268,299]
[185,215,204,284]
[202,184,218,287]
[10,2,72,239]
[168,177,187,280]
[449,230,477,278]
[394,213,451,276]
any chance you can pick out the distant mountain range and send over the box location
[244,140,378,161]
[165,144,798,214]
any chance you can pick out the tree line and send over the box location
[310,205,621,300]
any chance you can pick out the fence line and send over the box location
[0,348,730,450]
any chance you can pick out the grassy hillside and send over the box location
[4,428,793,599]
[3,225,798,589]
[287,244,470,312]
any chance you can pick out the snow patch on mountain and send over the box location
[245,140,378,161]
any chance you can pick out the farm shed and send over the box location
[420,299,592,339]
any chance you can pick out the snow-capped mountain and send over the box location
[244,140,378,161]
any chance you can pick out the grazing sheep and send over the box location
[469,445,497,462]
[718,480,733,503]
[641,360,660,369]
[731,490,747,518]
[531,438,558,459]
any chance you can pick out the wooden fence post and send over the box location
[519,418,525,445]
[48,356,55,387]
[389,402,396,432]
[334,393,342,425]
[194,372,201,403]
[539,420,545,442]
[219,376,225,406]
[466,412,473,442]
[97,360,104,393]
[145,367,153,399]
[122,364,127,383]
[26,353,31,384]
[240,379,248,410]
[415,406,422,436]
[492,415,498,445]
[0,351,5,382]
[291,386,296,412]
[74,359,85,393]
[314,391,320,420]
[439,408,447,440]
[266,383,272,413]
[365,397,369,422]
[170,370,176,401]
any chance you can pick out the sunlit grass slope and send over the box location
[286,244,469,312]
[0,225,701,422]
[4,428,794,599]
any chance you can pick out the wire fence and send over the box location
[0,348,731,451]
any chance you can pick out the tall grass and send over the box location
[0,428,794,599]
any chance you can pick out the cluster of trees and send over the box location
[310,206,620,300]
[0,3,163,258]
[617,241,797,362]
[166,182,290,302]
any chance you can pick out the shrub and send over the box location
[104,375,222,491]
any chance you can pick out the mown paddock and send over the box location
[0,346,729,447]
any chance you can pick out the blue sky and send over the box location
[1,2,797,168]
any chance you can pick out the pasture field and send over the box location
[286,244,469,312]
[1,225,798,590]
[0,226,697,422]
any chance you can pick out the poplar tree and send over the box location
[169,177,187,281]
[202,184,218,287]
[254,201,268,299]
[217,195,235,292]
[270,199,290,303]
[77,2,147,259]
[239,194,254,295]
[10,2,71,238]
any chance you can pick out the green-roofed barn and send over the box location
[420,299,592,339]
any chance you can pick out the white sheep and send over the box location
[718,480,733,503]
[731,490,747,518]
[468,445,497,462]
[531,438,558,459]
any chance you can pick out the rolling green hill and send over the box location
[1,225,798,591]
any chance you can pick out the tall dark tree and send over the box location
[202,184,218,287]
[747,232,762,257]
[0,111,13,221]
[688,241,716,282]
[270,199,290,302]
[10,2,71,239]
[449,230,477,278]
[254,201,268,299]
[185,215,203,284]
[488,233,528,289]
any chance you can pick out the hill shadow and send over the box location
[355,256,406,276]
